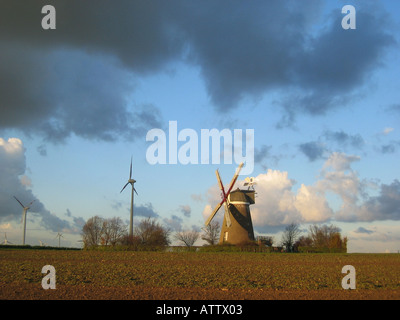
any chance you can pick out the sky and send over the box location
[0,0,399,252]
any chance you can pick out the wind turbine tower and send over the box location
[55,232,64,247]
[120,157,138,237]
[13,196,35,245]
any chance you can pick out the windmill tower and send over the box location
[120,157,138,237]
[13,196,35,245]
[205,162,256,245]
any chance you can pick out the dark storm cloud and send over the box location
[283,4,395,117]
[178,0,394,116]
[254,145,272,164]
[175,0,320,111]
[0,45,162,143]
[360,180,400,221]
[299,141,325,161]
[354,227,374,234]
[0,0,183,72]
[379,141,400,154]
[0,0,395,137]
[298,130,365,162]
[1,0,169,143]
[179,205,191,218]
[163,214,183,232]
[324,130,365,149]
[114,200,159,219]
[134,203,159,218]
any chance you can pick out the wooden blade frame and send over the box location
[204,162,244,226]
[216,169,231,227]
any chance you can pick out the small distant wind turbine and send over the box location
[14,196,35,245]
[55,232,64,247]
[120,157,138,237]
[2,233,13,245]
[39,240,48,247]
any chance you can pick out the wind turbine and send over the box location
[39,240,48,247]
[120,157,138,237]
[13,196,35,245]
[55,232,64,247]
[2,233,13,245]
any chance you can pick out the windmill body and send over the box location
[205,163,256,245]
[219,189,255,244]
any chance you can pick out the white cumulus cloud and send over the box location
[202,152,400,234]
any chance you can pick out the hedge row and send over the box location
[298,246,347,253]
[0,244,81,250]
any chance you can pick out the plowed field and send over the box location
[1,250,399,300]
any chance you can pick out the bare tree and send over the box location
[82,216,104,248]
[281,222,301,252]
[201,220,220,245]
[308,224,347,250]
[257,235,274,246]
[295,235,313,247]
[174,230,200,247]
[135,217,171,247]
[102,217,127,246]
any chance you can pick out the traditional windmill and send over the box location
[205,162,256,245]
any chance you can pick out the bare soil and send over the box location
[1,281,399,300]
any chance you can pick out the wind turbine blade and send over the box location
[120,182,129,193]
[225,162,244,196]
[27,199,36,208]
[129,157,132,180]
[133,187,138,195]
[13,196,25,208]
[205,202,223,226]
[215,169,226,198]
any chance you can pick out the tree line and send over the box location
[81,216,170,249]
[280,223,347,253]
[81,216,346,252]
[81,216,219,250]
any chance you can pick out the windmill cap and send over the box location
[228,189,255,204]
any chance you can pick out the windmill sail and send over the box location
[215,169,231,227]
